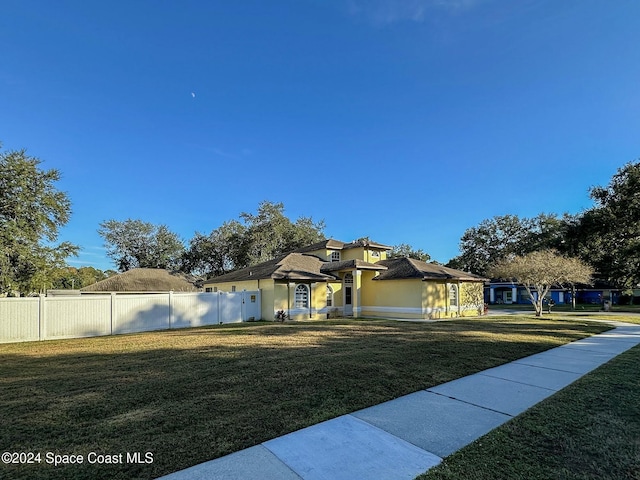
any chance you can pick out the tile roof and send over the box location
[374,258,487,282]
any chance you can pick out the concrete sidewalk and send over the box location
[158,324,640,480]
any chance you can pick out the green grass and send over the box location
[417,343,640,480]
[0,317,611,479]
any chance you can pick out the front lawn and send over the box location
[0,317,610,480]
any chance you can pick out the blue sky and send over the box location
[2,0,639,271]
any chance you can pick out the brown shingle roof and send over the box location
[81,268,199,292]
[321,259,388,273]
[294,238,392,253]
[374,258,487,282]
[204,253,339,284]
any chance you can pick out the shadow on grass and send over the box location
[0,319,610,480]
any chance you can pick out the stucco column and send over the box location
[511,287,518,304]
[489,287,495,304]
[354,270,362,318]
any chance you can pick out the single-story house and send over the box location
[203,239,487,320]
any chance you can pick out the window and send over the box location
[231,286,236,292]
[295,284,309,308]
[213,287,218,292]
[370,250,380,258]
[205,287,212,293]
[449,285,458,307]
[331,251,340,262]
[326,285,334,307]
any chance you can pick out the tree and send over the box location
[98,219,185,271]
[489,250,593,316]
[239,201,325,266]
[51,266,109,289]
[182,201,326,278]
[388,243,431,262]
[183,220,246,277]
[449,213,569,276]
[0,145,78,294]
[568,161,640,291]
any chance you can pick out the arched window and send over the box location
[449,284,458,307]
[326,285,334,307]
[295,284,309,308]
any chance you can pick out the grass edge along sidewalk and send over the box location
[417,342,640,480]
[0,317,612,479]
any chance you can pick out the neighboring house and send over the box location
[81,268,200,293]
[485,280,640,306]
[486,282,570,305]
[203,239,487,321]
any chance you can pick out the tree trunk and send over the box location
[534,300,543,316]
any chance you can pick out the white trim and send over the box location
[360,306,445,315]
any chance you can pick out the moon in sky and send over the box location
[191,92,196,98]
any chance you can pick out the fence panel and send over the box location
[113,294,170,334]
[172,293,219,328]
[0,298,40,343]
[44,295,112,340]
[219,292,242,324]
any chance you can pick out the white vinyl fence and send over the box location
[0,291,261,344]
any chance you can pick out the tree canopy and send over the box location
[183,201,325,278]
[489,250,593,316]
[448,213,567,276]
[566,160,640,290]
[98,219,185,272]
[388,243,431,262]
[0,146,78,294]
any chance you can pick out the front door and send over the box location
[343,273,353,316]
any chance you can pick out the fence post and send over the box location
[169,291,173,329]
[110,293,116,335]
[38,294,46,341]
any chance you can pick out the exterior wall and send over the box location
[303,248,341,262]
[306,246,388,264]
[360,276,425,319]
[359,276,484,319]
[285,281,337,321]
[210,279,260,293]
[422,281,448,318]
[457,282,485,317]
[327,280,343,314]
